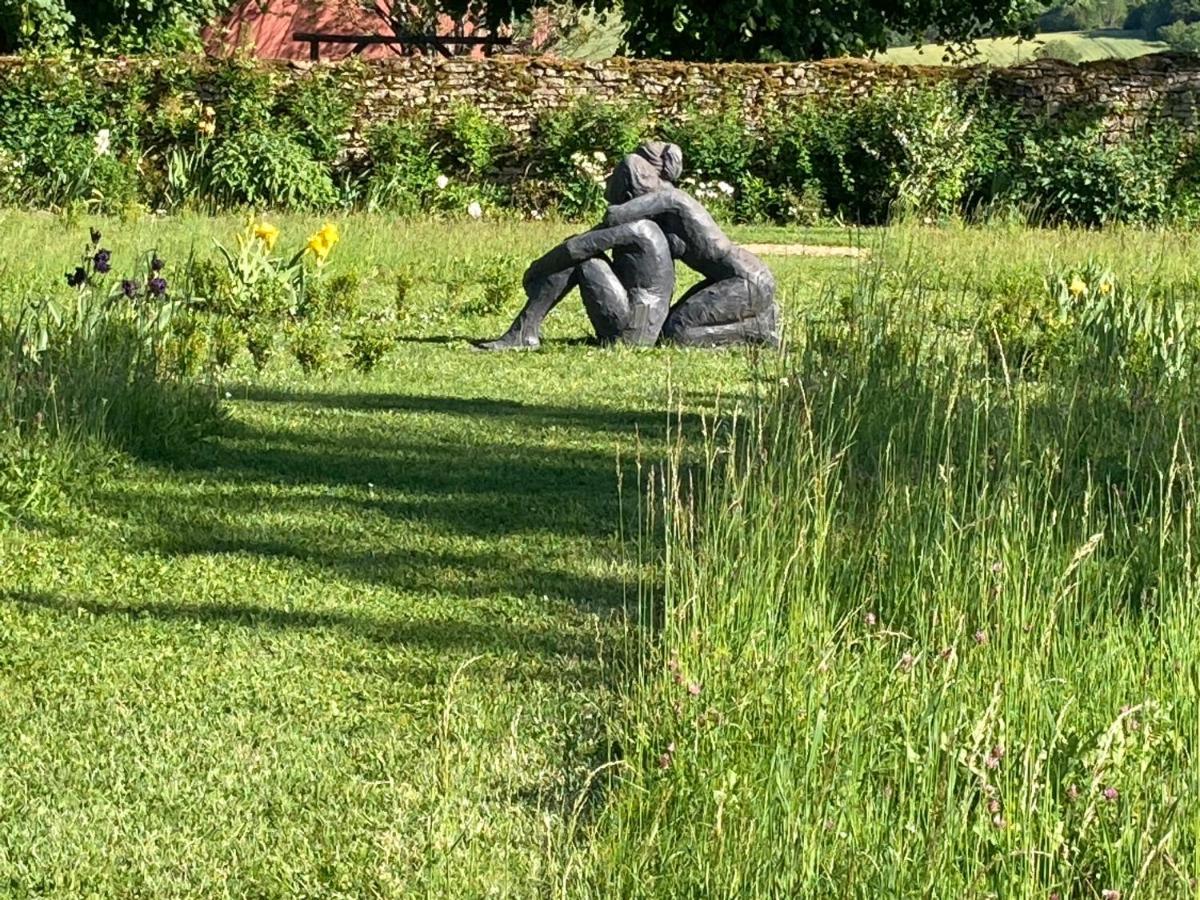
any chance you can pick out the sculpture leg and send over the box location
[661,275,780,349]
[577,258,629,344]
[474,267,577,351]
[577,221,673,347]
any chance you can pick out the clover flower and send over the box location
[436,174,450,190]
[94,128,111,157]
[467,201,484,220]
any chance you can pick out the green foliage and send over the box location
[610,0,1041,60]
[243,319,275,372]
[1040,0,1135,30]
[530,96,649,218]
[0,228,222,493]
[208,128,336,210]
[287,321,332,374]
[277,67,361,167]
[1015,118,1179,226]
[302,271,364,321]
[205,312,241,372]
[0,0,220,52]
[439,103,512,177]
[1035,36,1090,60]
[364,116,441,214]
[345,317,397,373]
[590,249,1200,896]
[1158,17,1200,48]
[469,254,522,317]
[1125,0,1200,30]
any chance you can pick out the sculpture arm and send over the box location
[602,191,678,227]
[525,226,655,281]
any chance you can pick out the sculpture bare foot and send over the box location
[472,330,541,351]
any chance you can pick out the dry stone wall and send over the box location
[335,52,1200,140]
[3,50,1199,141]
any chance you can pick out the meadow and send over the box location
[875,29,1169,65]
[2,211,1199,897]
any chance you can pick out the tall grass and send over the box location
[0,284,222,517]
[584,262,1200,897]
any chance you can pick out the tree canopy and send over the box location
[0,0,1044,60]
[608,0,1043,62]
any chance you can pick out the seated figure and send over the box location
[477,142,779,350]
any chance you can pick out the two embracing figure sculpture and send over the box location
[476,141,780,351]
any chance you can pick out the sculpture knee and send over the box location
[577,258,610,282]
[626,219,669,252]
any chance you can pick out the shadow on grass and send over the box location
[4,589,601,662]
[238,388,688,434]
[83,390,693,608]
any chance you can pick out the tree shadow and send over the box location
[85,390,694,608]
[3,589,603,669]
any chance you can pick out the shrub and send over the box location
[302,271,364,321]
[277,66,360,166]
[1159,19,1200,51]
[529,96,649,217]
[346,318,397,373]
[364,116,441,213]
[244,320,276,372]
[469,254,523,316]
[209,128,337,209]
[206,314,242,371]
[288,321,333,374]
[439,103,512,177]
[794,84,983,223]
[1014,119,1179,226]
[1034,38,1088,63]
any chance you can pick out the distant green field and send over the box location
[876,29,1169,66]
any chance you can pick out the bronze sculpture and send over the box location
[476,142,779,351]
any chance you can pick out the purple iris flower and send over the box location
[148,276,168,298]
[93,249,112,275]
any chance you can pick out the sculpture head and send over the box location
[605,142,684,205]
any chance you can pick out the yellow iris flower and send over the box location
[1069,276,1087,297]
[306,223,340,262]
[254,222,280,251]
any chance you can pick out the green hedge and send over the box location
[3,54,1200,228]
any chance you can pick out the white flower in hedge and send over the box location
[94,128,111,157]
[592,150,607,163]
[467,201,483,220]
[718,181,735,197]
[436,174,450,190]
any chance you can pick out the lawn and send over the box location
[3,213,1200,896]
[0,211,853,896]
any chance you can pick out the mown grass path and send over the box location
[0,327,768,894]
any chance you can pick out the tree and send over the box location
[608,0,1043,62]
